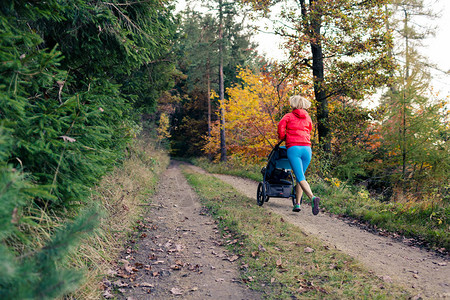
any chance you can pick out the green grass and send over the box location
[193,158,449,252]
[182,167,411,299]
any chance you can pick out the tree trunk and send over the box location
[402,8,409,181]
[207,58,211,138]
[207,58,212,161]
[301,0,330,152]
[219,0,227,161]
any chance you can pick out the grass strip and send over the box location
[182,167,410,299]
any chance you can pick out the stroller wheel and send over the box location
[257,182,266,206]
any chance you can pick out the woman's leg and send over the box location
[295,183,303,205]
[287,146,308,204]
[299,180,313,199]
[288,146,320,215]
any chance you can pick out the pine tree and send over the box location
[171,3,262,157]
[379,0,449,193]
[0,130,100,299]
[1,0,178,296]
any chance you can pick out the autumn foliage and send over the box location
[203,67,313,163]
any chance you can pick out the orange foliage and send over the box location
[203,67,312,162]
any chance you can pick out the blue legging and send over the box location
[287,146,312,183]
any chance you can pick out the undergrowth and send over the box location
[182,167,410,299]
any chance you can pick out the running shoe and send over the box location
[312,196,320,215]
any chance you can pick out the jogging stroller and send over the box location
[257,141,299,206]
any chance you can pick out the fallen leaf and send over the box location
[228,255,239,262]
[139,282,153,287]
[113,280,129,288]
[170,287,183,295]
[276,258,283,268]
[271,278,275,283]
[258,244,266,252]
[103,290,114,299]
[107,269,117,276]
[101,279,112,289]
[251,251,258,257]
[116,272,130,279]
[304,247,315,253]
[120,259,133,273]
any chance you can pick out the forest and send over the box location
[0,0,448,298]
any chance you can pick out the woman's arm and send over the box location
[277,116,287,141]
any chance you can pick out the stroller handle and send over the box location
[275,140,284,148]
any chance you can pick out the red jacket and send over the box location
[277,109,312,148]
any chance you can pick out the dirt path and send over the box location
[194,168,449,299]
[109,161,260,299]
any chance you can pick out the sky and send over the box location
[420,1,450,96]
[176,0,450,98]
[254,1,450,98]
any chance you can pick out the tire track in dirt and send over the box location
[187,165,450,299]
[111,161,260,299]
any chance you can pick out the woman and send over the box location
[277,95,320,215]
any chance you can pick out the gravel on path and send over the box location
[110,161,260,300]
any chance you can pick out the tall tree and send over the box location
[218,0,227,161]
[171,3,262,157]
[243,0,395,152]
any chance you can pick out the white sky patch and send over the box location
[175,0,450,101]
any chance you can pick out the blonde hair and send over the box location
[289,95,311,109]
